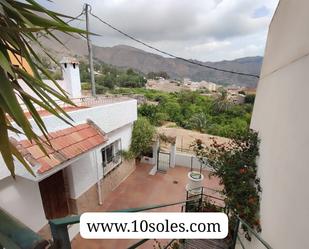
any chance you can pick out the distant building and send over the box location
[206,82,218,92]
[183,78,192,85]
[244,87,256,95]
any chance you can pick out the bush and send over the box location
[130,117,155,159]
[192,130,261,239]
[245,94,256,104]
[185,112,208,132]
[81,82,91,90]
[138,104,158,124]
[95,84,108,94]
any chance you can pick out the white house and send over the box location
[0,58,137,240]
[248,0,309,248]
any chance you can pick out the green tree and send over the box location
[96,74,115,89]
[126,68,136,75]
[146,71,170,79]
[245,94,256,104]
[138,104,158,124]
[95,84,108,94]
[185,112,208,132]
[130,117,155,159]
[161,101,181,122]
[212,89,232,113]
[0,1,85,176]
[79,61,90,82]
[110,87,254,139]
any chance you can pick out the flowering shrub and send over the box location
[191,129,261,239]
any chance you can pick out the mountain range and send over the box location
[40,32,263,87]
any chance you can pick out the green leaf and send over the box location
[0,108,15,177]
[10,143,35,177]
[0,0,86,176]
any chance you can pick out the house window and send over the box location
[101,139,122,175]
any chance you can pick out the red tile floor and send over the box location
[71,163,222,249]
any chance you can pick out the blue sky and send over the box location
[38,0,279,62]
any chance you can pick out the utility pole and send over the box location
[85,4,96,97]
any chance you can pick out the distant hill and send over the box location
[39,32,263,87]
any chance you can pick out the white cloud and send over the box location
[38,0,279,61]
[185,41,231,53]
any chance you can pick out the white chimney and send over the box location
[60,57,81,98]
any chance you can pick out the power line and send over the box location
[33,10,85,42]
[89,11,260,79]
[58,17,85,52]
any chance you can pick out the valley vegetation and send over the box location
[112,88,254,138]
[80,61,147,92]
[41,58,254,139]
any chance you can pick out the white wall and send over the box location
[0,176,46,232]
[65,123,133,200]
[30,99,137,135]
[249,1,309,248]
[65,153,98,200]
[0,99,137,180]
[0,157,10,181]
[61,63,81,98]
[0,122,133,235]
[175,152,212,171]
[17,79,66,109]
[0,99,136,235]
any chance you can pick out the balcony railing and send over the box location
[48,186,272,249]
[72,95,132,108]
[20,95,132,112]
[0,208,49,249]
[231,215,272,249]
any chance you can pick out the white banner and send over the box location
[80,212,228,239]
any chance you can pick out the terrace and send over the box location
[1,159,272,249]
[69,163,222,249]
[44,162,271,249]
[21,95,132,119]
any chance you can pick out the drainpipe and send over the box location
[93,150,103,205]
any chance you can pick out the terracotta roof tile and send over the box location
[12,123,108,175]
[69,132,84,143]
[27,145,46,159]
[74,123,90,131]
[20,140,32,148]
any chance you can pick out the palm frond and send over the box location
[0,0,86,176]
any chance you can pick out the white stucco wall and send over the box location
[249,1,309,248]
[65,153,98,200]
[61,63,81,98]
[65,123,133,199]
[175,152,198,169]
[0,99,137,180]
[0,176,47,232]
[30,99,137,135]
[175,152,213,172]
[0,99,136,234]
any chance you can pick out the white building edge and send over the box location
[0,58,137,239]
[248,0,309,248]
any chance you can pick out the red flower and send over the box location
[239,168,247,174]
[248,197,256,204]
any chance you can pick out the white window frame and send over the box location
[101,139,122,175]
